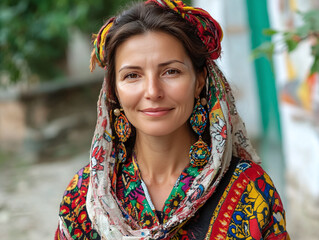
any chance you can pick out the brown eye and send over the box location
[124,73,139,79]
[164,69,180,75]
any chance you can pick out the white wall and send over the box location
[193,0,261,139]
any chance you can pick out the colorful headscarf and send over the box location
[69,1,261,239]
[90,0,223,72]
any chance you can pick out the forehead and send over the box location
[115,31,190,66]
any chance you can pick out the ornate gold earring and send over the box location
[113,108,131,162]
[189,97,210,167]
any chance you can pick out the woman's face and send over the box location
[115,31,205,138]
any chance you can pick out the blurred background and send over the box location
[0,0,318,239]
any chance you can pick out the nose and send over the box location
[144,74,164,100]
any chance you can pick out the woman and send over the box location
[56,0,289,239]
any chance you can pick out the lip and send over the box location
[140,107,174,117]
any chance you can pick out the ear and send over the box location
[194,67,207,98]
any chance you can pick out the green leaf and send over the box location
[282,32,300,52]
[310,56,319,74]
[285,38,299,52]
[263,28,278,36]
[251,42,275,60]
[311,44,319,74]
[311,44,319,57]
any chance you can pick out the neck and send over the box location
[134,124,195,184]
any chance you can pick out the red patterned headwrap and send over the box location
[146,0,223,60]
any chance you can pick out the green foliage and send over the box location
[252,9,319,74]
[251,42,275,60]
[0,0,135,84]
[262,28,278,36]
[311,44,319,73]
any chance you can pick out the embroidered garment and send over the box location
[56,0,289,239]
[115,155,206,229]
[55,158,289,240]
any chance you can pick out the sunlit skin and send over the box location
[115,31,205,210]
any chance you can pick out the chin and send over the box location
[133,120,190,138]
[141,130,173,137]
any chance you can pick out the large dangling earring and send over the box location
[113,108,131,163]
[189,97,211,167]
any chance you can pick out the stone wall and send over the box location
[0,78,102,162]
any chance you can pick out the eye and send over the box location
[124,73,140,79]
[164,69,181,76]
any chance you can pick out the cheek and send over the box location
[116,83,142,108]
[169,80,196,103]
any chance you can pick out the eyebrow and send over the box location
[158,60,185,67]
[118,60,186,73]
[118,65,142,72]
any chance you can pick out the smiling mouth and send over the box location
[140,107,174,117]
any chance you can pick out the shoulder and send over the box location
[60,164,91,208]
[57,164,100,239]
[227,158,288,238]
[233,158,268,181]
[233,158,281,204]
[64,164,91,194]
[231,158,285,214]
